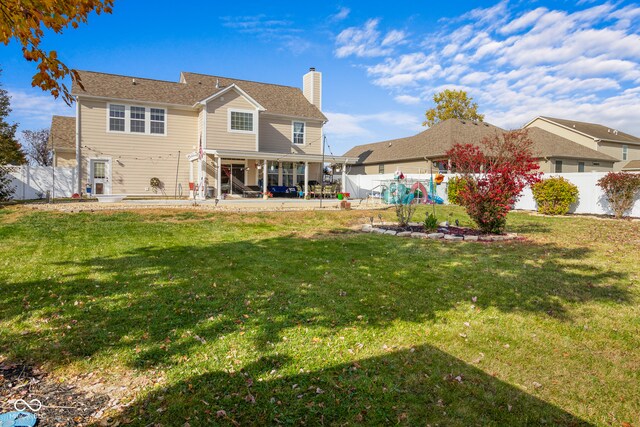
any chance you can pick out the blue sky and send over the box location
[1,0,640,155]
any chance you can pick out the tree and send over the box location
[0,70,26,165]
[446,130,541,234]
[0,0,114,105]
[423,89,484,127]
[597,172,640,219]
[23,128,52,166]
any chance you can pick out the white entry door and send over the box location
[90,159,111,195]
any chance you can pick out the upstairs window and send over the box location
[130,106,146,133]
[230,111,254,132]
[107,104,166,135]
[622,145,628,161]
[109,104,125,132]
[150,108,165,134]
[292,121,305,145]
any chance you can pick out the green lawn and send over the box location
[0,206,638,426]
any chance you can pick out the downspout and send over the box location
[75,96,81,194]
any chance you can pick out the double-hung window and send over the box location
[230,111,254,132]
[108,104,166,135]
[130,106,146,133]
[109,105,125,132]
[292,121,305,145]
[555,160,563,173]
[622,145,628,161]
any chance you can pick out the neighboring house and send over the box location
[344,118,617,175]
[49,116,77,167]
[53,68,355,198]
[524,116,640,171]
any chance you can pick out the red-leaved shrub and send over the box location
[446,130,541,234]
[597,172,640,218]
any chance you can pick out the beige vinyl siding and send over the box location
[597,141,640,170]
[526,119,597,150]
[54,151,77,167]
[206,90,257,151]
[361,160,431,175]
[539,158,615,173]
[259,115,323,155]
[79,98,197,195]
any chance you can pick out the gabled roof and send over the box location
[48,116,76,151]
[536,116,640,144]
[343,119,503,164]
[623,160,640,170]
[71,70,327,121]
[343,118,618,164]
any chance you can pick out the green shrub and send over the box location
[597,172,640,218]
[424,212,438,231]
[531,177,579,215]
[446,176,466,205]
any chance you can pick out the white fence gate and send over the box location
[3,165,77,200]
[345,172,640,217]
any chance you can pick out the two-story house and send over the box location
[524,116,640,172]
[50,68,355,199]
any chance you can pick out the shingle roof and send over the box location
[623,160,640,170]
[48,116,76,151]
[71,70,326,121]
[540,116,640,144]
[344,119,618,164]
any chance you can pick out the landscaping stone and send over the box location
[463,235,479,241]
[408,222,421,227]
[411,232,428,238]
[361,224,373,232]
[491,236,506,241]
[427,233,444,239]
[397,231,412,237]
[444,234,464,241]
[384,229,397,235]
[479,235,493,241]
[372,228,386,234]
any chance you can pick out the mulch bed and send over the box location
[0,363,109,426]
[375,224,485,236]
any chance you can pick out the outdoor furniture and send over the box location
[267,185,298,198]
[243,185,262,198]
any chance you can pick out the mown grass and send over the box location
[0,205,638,426]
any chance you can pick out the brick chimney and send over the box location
[303,67,322,111]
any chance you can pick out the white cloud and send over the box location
[8,89,72,132]
[330,7,350,22]
[394,95,421,105]
[334,1,640,137]
[335,19,405,58]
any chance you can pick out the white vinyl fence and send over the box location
[3,165,77,200]
[345,172,640,217]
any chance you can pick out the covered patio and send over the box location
[187,149,357,200]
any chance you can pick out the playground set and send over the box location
[379,170,445,205]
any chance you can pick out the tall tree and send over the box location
[0,0,113,105]
[423,89,484,127]
[0,69,26,165]
[23,128,52,166]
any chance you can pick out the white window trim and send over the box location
[622,144,628,161]
[228,109,256,134]
[291,120,306,145]
[106,103,167,136]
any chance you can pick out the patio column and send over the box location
[189,160,194,199]
[342,162,347,194]
[216,156,222,199]
[304,161,309,197]
[262,159,268,194]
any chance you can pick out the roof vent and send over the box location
[607,129,611,133]
[388,142,392,147]
[613,129,619,135]
[132,78,136,85]
[572,124,575,128]
[215,78,219,89]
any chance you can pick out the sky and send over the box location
[1,0,640,156]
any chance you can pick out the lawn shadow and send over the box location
[0,232,630,372]
[96,344,592,426]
